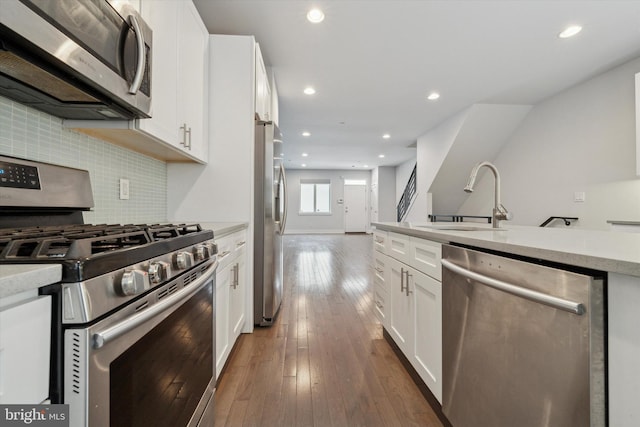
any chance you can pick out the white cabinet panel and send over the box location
[412,269,442,402]
[388,232,410,264]
[409,237,442,281]
[0,296,51,404]
[255,43,271,121]
[374,284,388,328]
[215,263,231,379]
[373,229,388,253]
[388,258,414,356]
[176,0,208,161]
[215,229,248,379]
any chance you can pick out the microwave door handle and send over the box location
[128,15,146,94]
[92,260,217,349]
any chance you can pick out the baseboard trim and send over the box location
[383,328,453,427]
[284,229,345,234]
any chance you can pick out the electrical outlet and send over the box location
[119,178,130,200]
[574,191,585,202]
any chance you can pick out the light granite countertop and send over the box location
[373,222,640,277]
[0,264,62,299]
[199,222,248,239]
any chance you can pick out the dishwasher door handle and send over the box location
[441,259,585,315]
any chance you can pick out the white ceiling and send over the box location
[192,0,640,170]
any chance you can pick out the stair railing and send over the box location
[397,164,417,222]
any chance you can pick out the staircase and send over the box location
[397,164,417,222]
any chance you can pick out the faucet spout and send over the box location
[464,161,511,228]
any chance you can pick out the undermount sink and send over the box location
[415,224,507,231]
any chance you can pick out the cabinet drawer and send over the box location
[373,252,388,293]
[374,284,388,327]
[388,232,411,263]
[231,230,247,256]
[409,237,442,281]
[215,235,234,268]
[372,229,387,253]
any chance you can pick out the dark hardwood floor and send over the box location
[213,234,442,427]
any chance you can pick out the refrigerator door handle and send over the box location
[280,163,288,233]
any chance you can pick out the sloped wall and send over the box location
[400,103,531,222]
[428,104,532,215]
[457,56,640,229]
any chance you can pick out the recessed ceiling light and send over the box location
[382,133,390,139]
[427,92,440,101]
[302,153,308,157]
[301,163,307,167]
[558,25,582,39]
[363,165,369,168]
[307,8,325,23]
[302,131,310,137]
[378,154,385,158]
[304,87,316,95]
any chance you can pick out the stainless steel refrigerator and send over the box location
[254,120,287,326]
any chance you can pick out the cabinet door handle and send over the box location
[180,123,192,149]
[400,267,405,293]
[231,263,239,289]
[404,270,413,296]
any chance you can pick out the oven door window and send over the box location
[109,283,213,427]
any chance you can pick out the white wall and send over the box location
[376,166,397,222]
[284,169,371,233]
[458,56,640,229]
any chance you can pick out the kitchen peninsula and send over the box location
[372,221,640,427]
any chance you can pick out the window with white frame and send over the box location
[299,179,331,214]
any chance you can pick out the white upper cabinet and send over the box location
[136,0,179,146]
[175,1,208,161]
[64,0,208,163]
[255,43,272,122]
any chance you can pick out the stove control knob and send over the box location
[194,243,215,261]
[175,251,194,270]
[148,261,171,284]
[119,269,150,296]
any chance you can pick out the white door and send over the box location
[344,184,367,232]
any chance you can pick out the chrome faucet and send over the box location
[464,161,511,228]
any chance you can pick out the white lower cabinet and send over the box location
[215,229,247,380]
[229,239,246,343]
[374,229,443,403]
[0,295,51,404]
[388,257,414,356]
[411,268,442,402]
[373,251,390,328]
[215,262,231,379]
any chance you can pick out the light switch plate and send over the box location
[574,191,585,202]
[119,178,130,200]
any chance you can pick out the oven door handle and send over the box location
[93,260,217,349]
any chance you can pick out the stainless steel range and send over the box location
[0,155,217,427]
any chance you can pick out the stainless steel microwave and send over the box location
[0,0,152,120]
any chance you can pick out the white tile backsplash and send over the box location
[0,96,167,224]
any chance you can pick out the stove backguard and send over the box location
[0,155,93,228]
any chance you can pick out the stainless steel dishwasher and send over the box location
[441,244,606,427]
